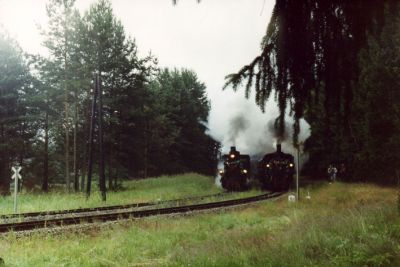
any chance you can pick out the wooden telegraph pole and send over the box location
[86,73,106,201]
[86,74,97,199]
[97,74,106,202]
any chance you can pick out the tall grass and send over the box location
[0,179,398,266]
[169,183,400,267]
[0,173,221,215]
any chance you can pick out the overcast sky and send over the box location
[0,0,308,155]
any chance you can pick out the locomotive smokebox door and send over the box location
[221,147,250,191]
[257,143,295,191]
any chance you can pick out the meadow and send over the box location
[0,173,222,215]
[0,174,399,267]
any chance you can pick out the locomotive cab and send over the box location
[258,144,294,191]
[220,146,250,191]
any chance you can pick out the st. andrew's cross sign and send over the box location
[11,165,22,213]
[11,166,22,180]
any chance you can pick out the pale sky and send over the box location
[0,0,308,155]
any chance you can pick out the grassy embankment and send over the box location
[1,174,399,267]
[0,173,224,215]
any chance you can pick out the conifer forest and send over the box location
[0,0,219,194]
[0,0,399,196]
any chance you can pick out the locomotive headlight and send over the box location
[242,169,248,174]
[230,154,235,159]
[266,164,270,168]
[219,170,224,175]
[289,163,294,167]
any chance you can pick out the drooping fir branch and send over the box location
[172,0,201,5]
[224,0,390,144]
[223,43,275,112]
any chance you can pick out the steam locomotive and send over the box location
[257,144,295,191]
[219,146,250,191]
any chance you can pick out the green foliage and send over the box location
[0,32,31,193]
[145,68,219,176]
[351,6,400,184]
[0,0,220,193]
[40,0,81,191]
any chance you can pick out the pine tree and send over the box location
[0,33,30,194]
[80,0,157,193]
[28,55,62,191]
[41,0,80,191]
[147,68,219,176]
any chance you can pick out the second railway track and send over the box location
[0,191,283,233]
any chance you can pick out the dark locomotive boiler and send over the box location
[257,144,295,191]
[220,146,250,191]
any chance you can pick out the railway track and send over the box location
[0,191,283,233]
[0,192,227,220]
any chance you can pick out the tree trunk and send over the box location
[0,123,10,195]
[64,51,70,192]
[0,160,10,195]
[108,143,113,190]
[80,87,91,192]
[42,111,49,192]
[80,138,86,192]
[144,120,148,178]
[114,168,118,190]
[114,116,120,189]
[73,85,79,192]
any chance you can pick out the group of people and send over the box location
[327,163,346,182]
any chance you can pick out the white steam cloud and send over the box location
[207,89,310,168]
[215,160,224,188]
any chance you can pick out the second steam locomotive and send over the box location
[219,144,295,191]
[257,144,295,191]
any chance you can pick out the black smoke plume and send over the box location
[228,114,249,145]
[267,117,291,143]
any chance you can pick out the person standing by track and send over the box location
[327,164,338,182]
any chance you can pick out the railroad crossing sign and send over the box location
[11,166,22,180]
[11,165,22,213]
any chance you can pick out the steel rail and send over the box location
[0,192,282,233]
[0,192,228,220]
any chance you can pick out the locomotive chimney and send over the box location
[276,143,282,153]
[230,146,237,153]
